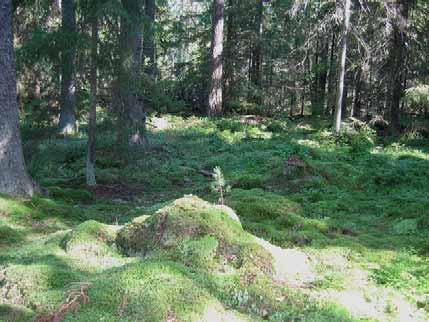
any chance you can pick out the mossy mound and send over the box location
[61,220,123,269]
[0,304,34,322]
[0,262,78,312]
[0,225,24,246]
[116,196,273,274]
[64,261,255,322]
[227,189,330,247]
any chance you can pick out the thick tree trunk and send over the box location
[387,0,409,133]
[0,0,38,197]
[58,0,77,135]
[207,0,225,116]
[114,0,146,146]
[334,0,351,133]
[143,0,156,79]
[86,17,98,186]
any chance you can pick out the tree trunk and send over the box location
[250,0,263,104]
[310,39,320,115]
[58,0,77,135]
[207,0,225,116]
[327,29,337,115]
[334,0,351,133]
[300,91,305,116]
[352,67,362,118]
[0,0,38,197]
[86,17,98,186]
[114,0,146,146]
[312,35,329,116]
[387,0,409,133]
[318,36,329,114]
[290,82,296,117]
[341,72,348,117]
[143,0,156,79]
[223,3,237,112]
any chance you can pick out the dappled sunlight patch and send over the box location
[300,246,428,321]
[294,138,322,149]
[0,196,77,233]
[254,237,316,287]
[149,116,172,131]
[312,287,426,321]
[198,301,254,322]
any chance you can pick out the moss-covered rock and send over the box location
[116,196,273,274]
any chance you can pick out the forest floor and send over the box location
[0,115,429,322]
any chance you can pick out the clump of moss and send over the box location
[0,225,24,246]
[0,304,34,322]
[116,196,273,274]
[0,195,78,233]
[0,262,78,311]
[61,220,123,269]
[68,261,214,322]
[227,189,329,247]
[62,220,118,251]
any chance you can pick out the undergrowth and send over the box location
[0,115,428,321]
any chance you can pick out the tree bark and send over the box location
[352,67,362,118]
[334,0,351,133]
[300,91,305,116]
[223,3,237,112]
[312,35,329,116]
[207,0,225,117]
[143,0,156,79]
[387,0,409,133]
[58,0,77,135]
[250,0,263,104]
[318,36,329,114]
[114,0,146,146]
[0,0,38,197]
[327,30,337,115]
[86,17,98,186]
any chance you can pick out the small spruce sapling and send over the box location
[211,166,230,205]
